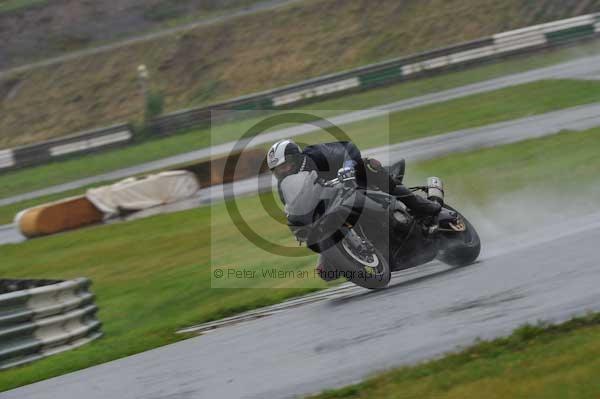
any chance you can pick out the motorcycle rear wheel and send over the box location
[436,205,481,267]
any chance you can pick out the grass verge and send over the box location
[310,313,600,399]
[2,77,600,204]
[0,0,47,14]
[0,127,599,391]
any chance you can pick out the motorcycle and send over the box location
[280,159,481,289]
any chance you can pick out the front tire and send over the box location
[320,235,391,289]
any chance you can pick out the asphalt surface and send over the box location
[5,210,600,399]
[0,224,22,245]
[3,101,600,245]
[3,53,600,207]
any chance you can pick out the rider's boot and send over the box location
[392,184,442,235]
[316,256,337,281]
[392,184,441,216]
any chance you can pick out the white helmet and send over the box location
[267,139,301,170]
[267,139,303,180]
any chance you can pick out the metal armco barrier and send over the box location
[144,13,600,134]
[0,149,15,169]
[3,123,132,172]
[0,278,102,370]
[2,13,599,171]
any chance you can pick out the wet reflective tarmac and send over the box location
[6,212,600,399]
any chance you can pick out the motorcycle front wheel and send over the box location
[320,233,391,289]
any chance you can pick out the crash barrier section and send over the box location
[0,278,102,370]
[14,149,267,237]
[16,196,104,238]
[86,170,201,217]
[1,123,132,172]
[1,13,599,172]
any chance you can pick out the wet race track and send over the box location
[0,224,23,245]
[5,211,600,399]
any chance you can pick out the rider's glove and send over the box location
[337,161,356,181]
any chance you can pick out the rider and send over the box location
[267,139,441,216]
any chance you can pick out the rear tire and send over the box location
[436,205,481,267]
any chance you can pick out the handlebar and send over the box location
[324,181,427,192]
[323,176,357,187]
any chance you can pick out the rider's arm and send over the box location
[340,141,362,164]
[340,141,360,178]
[343,159,357,169]
[277,183,287,205]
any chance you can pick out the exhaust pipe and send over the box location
[427,176,444,205]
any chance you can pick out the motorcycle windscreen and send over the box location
[279,171,324,217]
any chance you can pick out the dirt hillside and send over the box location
[1,0,599,148]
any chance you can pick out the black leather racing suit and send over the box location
[281,141,441,215]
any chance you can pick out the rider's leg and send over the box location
[392,184,441,216]
[360,158,441,216]
[316,255,337,281]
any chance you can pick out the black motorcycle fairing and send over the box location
[304,188,366,250]
[308,187,422,266]
[280,168,480,279]
[339,189,395,257]
[297,188,392,253]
